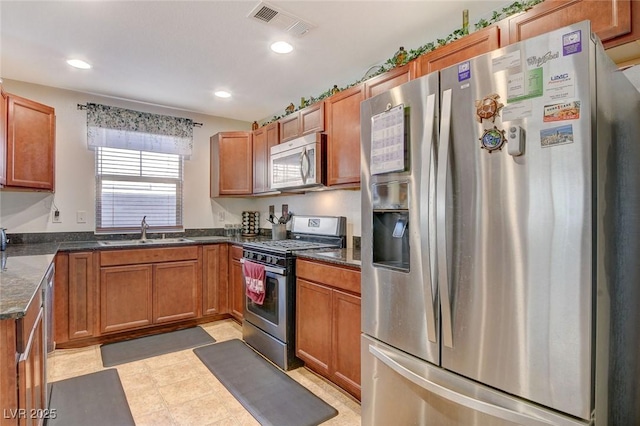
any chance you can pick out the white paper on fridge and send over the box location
[370,104,406,175]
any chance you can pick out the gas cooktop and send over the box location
[243,239,338,253]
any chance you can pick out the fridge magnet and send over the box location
[562,30,582,56]
[540,124,574,148]
[546,71,575,101]
[543,101,580,122]
[475,94,504,123]
[479,126,506,153]
[458,61,471,82]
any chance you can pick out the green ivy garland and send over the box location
[262,0,545,125]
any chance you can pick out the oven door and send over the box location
[242,260,289,343]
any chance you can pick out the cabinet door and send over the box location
[296,279,332,376]
[153,260,200,324]
[414,26,500,77]
[18,307,45,426]
[100,265,153,333]
[67,252,97,340]
[202,244,229,316]
[325,85,365,187]
[252,122,279,194]
[6,94,55,190]
[300,102,324,135]
[228,245,244,321]
[365,64,414,98]
[280,114,300,143]
[504,0,632,49]
[211,131,252,196]
[332,289,362,400]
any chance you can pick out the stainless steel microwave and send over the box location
[270,132,326,191]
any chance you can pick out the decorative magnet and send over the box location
[479,126,506,153]
[475,93,504,123]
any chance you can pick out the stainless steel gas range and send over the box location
[241,215,346,370]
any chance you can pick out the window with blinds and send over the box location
[96,147,183,233]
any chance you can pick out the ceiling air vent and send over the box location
[248,1,315,37]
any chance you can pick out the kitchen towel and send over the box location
[243,259,266,305]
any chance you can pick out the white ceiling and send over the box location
[1,1,508,123]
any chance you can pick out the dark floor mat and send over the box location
[101,326,215,367]
[47,369,134,426]
[194,339,338,426]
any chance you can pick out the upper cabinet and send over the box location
[414,26,500,77]
[501,0,635,49]
[365,63,414,98]
[210,131,253,197]
[324,84,365,188]
[279,102,325,143]
[252,121,279,194]
[1,92,55,191]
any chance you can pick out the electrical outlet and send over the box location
[77,211,87,223]
[218,211,225,222]
[52,210,61,223]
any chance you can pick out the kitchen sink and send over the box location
[97,238,194,246]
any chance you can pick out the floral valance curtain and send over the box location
[86,103,194,158]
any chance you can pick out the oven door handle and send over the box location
[240,258,286,275]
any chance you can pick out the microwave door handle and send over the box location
[300,147,309,184]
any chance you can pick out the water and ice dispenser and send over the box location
[372,181,410,271]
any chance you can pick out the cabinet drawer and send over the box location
[230,244,243,261]
[296,259,361,295]
[100,246,198,266]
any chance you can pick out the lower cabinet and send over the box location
[296,259,361,400]
[100,264,153,333]
[1,280,47,426]
[202,244,229,316]
[99,247,201,334]
[228,244,244,322]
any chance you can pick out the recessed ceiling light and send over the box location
[270,41,293,54]
[214,91,231,98]
[66,59,92,69]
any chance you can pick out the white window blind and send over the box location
[96,147,183,233]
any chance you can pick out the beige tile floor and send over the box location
[48,319,361,426]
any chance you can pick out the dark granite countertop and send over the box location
[0,236,358,320]
[0,244,56,320]
[295,248,361,269]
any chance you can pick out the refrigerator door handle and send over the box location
[369,344,556,426]
[422,93,438,343]
[437,88,454,348]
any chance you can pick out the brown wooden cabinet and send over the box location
[501,0,634,49]
[153,260,200,323]
[100,264,153,334]
[365,63,414,98]
[1,281,46,426]
[252,122,279,194]
[54,251,97,345]
[228,244,244,322]
[210,131,253,196]
[414,26,500,77]
[202,244,229,316]
[279,102,325,143]
[98,246,200,334]
[296,259,361,400]
[324,84,365,188]
[1,92,55,191]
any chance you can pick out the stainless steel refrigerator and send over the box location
[360,21,640,426]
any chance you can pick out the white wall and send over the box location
[0,80,362,244]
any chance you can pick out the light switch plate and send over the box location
[77,211,87,223]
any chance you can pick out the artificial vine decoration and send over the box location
[262,0,545,125]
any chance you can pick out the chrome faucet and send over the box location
[141,216,149,241]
